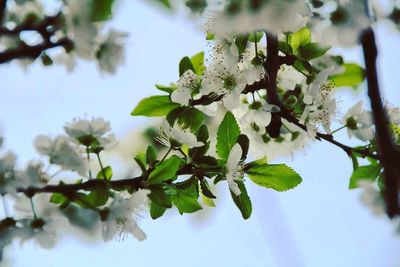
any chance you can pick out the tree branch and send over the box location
[16,164,214,197]
[0,37,72,64]
[0,0,6,26]
[361,27,400,217]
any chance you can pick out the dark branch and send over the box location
[0,0,6,26]
[281,112,378,159]
[0,37,72,64]
[361,28,400,217]
[16,164,214,197]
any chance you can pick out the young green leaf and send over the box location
[96,166,113,180]
[235,34,249,56]
[190,52,205,76]
[298,42,330,60]
[249,32,264,43]
[155,84,176,93]
[150,202,167,219]
[90,0,115,22]
[148,155,184,184]
[146,145,158,166]
[216,112,241,161]
[230,182,252,219]
[288,27,311,53]
[246,164,302,191]
[131,95,180,117]
[179,56,195,77]
[166,106,205,132]
[349,164,381,189]
[329,63,366,88]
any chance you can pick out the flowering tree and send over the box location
[1,0,400,262]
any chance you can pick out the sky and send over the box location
[1,1,400,266]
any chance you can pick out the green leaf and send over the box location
[175,177,199,198]
[96,166,112,180]
[329,63,366,88]
[206,32,215,40]
[190,52,205,76]
[349,164,381,189]
[298,42,330,60]
[146,145,158,166]
[150,202,167,219]
[166,106,205,132]
[131,95,180,117]
[278,41,293,55]
[148,185,172,208]
[247,164,302,191]
[249,32,264,43]
[230,182,252,219]
[73,189,109,208]
[216,112,241,161]
[50,193,67,204]
[200,180,216,199]
[288,27,311,54]
[235,34,249,56]
[236,134,249,161]
[172,189,202,214]
[134,154,147,173]
[155,84,176,93]
[151,0,171,9]
[245,158,268,170]
[179,56,195,77]
[90,0,114,22]
[148,156,184,184]
[189,124,210,159]
[201,193,216,207]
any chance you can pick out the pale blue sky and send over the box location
[1,1,400,266]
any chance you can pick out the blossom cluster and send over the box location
[0,0,127,73]
[0,117,150,258]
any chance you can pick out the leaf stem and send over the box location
[96,152,107,180]
[1,195,9,218]
[160,147,172,163]
[29,197,37,220]
[331,125,347,134]
[86,146,92,179]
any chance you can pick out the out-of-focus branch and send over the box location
[0,37,72,64]
[0,0,7,25]
[361,27,400,218]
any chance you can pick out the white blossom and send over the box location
[171,69,199,105]
[277,65,305,91]
[97,30,128,74]
[358,180,386,217]
[312,1,371,47]
[157,120,204,148]
[202,41,247,110]
[226,143,243,196]
[0,151,17,195]
[15,161,49,189]
[341,101,374,141]
[102,189,150,242]
[301,68,338,137]
[64,117,116,150]
[63,0,98,59]
[34,135,87,176]
[209,0,309,37]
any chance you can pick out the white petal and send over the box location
[227,143,242,171]
[171,88,191,106]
